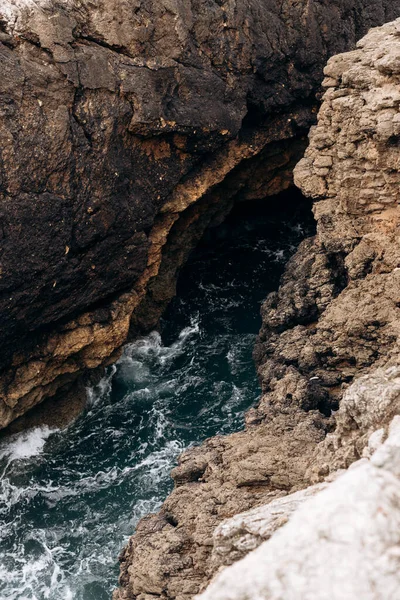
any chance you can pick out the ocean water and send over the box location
[0,191,314,600]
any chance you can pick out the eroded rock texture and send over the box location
[197,365,400,600]
[198,409,400,600]
[1,0,399,427]
[115,17,400,600]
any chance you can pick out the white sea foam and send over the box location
[130,497,163,527]
[272,249,286,262]
[116,319,200,381]
[86,365,116,406]
[226,334,255,374]
[0,429,182,599]
[0,426,56,463]
[0,525,74,600]
[222,385,246,419]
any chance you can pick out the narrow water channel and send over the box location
[0,189,314,600]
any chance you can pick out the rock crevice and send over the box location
[1,0,400,427]
[114,16,400,600]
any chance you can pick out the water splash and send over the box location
[0,426,57,463]
[0,193,314,599]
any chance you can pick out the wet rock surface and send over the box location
[1,0,400,426]
[114,17,400,600]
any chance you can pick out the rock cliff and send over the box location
[114,17,400,600]
[1,0,399,427]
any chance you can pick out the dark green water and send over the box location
[0,190,314,600]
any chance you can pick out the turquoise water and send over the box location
[0,191,314,599]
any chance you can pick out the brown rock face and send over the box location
[114,16,400,600]
[1,0,399,427]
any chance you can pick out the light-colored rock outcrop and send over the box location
[209,480,330,571]
[207,363,400,578]
[307,366,400,480]
[198,412,400,600]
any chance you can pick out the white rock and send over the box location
[197,416,400,600]
[211,482,329,568]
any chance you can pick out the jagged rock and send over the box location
[197,414,400,600]
[115,16,400,600]
[114,407,329,600]
[255,16,400,421]
[208,363,400,577]
[209,480,330,570]
[1,0,399,427]
[306,366,400,481]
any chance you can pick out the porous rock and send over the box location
[1,0,399,426]
[115,17,400,600]
[197,413,400,600]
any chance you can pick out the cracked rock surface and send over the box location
[115,17,400,600]
[198,409,400,600]
[1,0,399,427]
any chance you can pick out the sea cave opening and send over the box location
[0,185,315,600]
